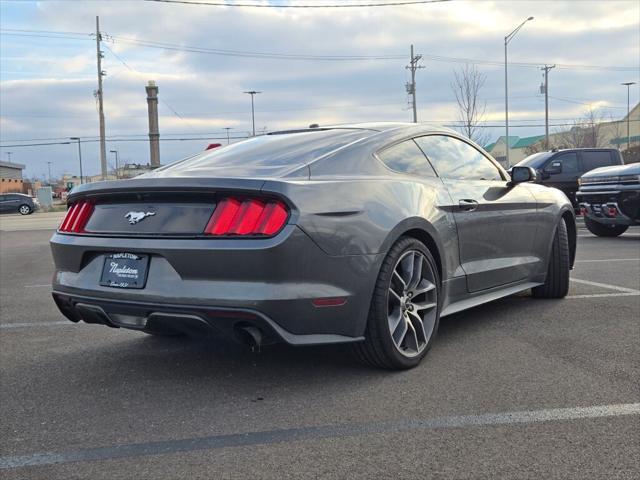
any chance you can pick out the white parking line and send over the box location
[566,292,640,299]
[574,258,640,263]
[1,403,638,469]
[571,278,640,294]
[0,321,72,329]
[24,284,50,288]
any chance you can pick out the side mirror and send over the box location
[509,166,537,185]
[544,161,562,175]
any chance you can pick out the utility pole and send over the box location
[6,152,12,163]
[622,82,636,153]
[95,16,107,180]
[70,137,84,184]
[244,91,261,136]
[405,44,424,123]
[47,162,52,184]
[540,64,556,149]
[224,127,232,145]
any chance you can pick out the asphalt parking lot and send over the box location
[0,214,638,479]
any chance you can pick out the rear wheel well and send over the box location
[561,211,576,268]
[402,228,443,283]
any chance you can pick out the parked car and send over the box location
[0,193,38,215]
[513,148,624,208]
[50,123,576,369]
[576,162,640,237]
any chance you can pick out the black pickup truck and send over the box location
[576,162,640,237]
[514,148,624,209]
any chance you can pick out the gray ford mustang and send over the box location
[51,123,576,369]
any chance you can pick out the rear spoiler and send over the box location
[67,177,267,203]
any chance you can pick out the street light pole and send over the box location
[244,91,261,136]
[504,16,534,166]
[69,137,83,184]
[47,161,52,184]
[224,127,232,145]
[621,82,636,153]
[109,150,119,178]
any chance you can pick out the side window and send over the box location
[582,151,612,172]
[376,140,437,177]
[414,135,502,181]
[547,153,578,173]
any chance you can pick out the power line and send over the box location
[2,28,636,71]
[101,43,196,130]
[144,0,451,8]
[0,136,250,149]
[109,35,405,61]
[0,28,91,36]
[548,95,628,109]
[4,119,639,148]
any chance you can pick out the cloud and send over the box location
[0,0,638,179]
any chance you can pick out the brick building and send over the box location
[0,161,25,194]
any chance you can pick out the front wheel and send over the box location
[584,217,628,237]
[532,219,570,299]
[352,237,440,370]
[18,204,32,215]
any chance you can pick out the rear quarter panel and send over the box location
[261,176,461,282]
[525,183,576,274]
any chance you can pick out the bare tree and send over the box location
[524,139,546,156]
[451,64,489,145]
[557,108,607,148]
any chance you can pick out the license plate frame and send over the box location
[99,253,150,289]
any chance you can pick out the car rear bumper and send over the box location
[50,226,382,345]
[51,291,364,346]
[576,186,640,225]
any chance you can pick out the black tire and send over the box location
[584,217,628,237]
[351,236,441,370]
[18,204,32,215]
[532,219,570,299]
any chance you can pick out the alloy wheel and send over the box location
[387,249,438,358]
[19,205,31,215]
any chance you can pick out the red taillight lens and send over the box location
[58,200,94,233]
[204,198,241,235]
[204,198,289,237]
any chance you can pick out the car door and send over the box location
[580,150,614,173]
[415,135,539,293]
[2,194,21,213]
[541,152,580,207]
[0,195,8,213]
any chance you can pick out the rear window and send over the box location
[582,151,612,172]
[376,140,436,177]
[158,129,371,177]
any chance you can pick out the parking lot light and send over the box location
[69,137,84,184]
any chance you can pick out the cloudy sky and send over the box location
[1,0,638,180]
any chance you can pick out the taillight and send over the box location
[58,200,94,233]
[204,197,289,236]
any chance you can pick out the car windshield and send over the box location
[514,152,554,169]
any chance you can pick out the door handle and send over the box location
[458,199,479,211]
